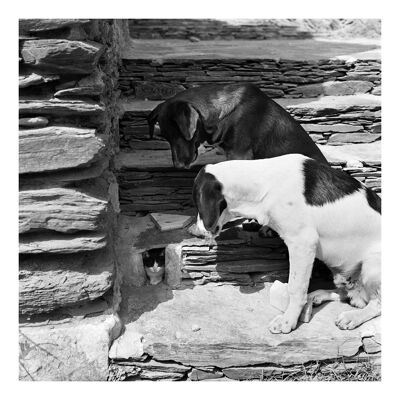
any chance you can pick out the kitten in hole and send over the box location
[143,248,165,285]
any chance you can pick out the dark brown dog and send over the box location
[148,83,328,168]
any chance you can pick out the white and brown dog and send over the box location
[192,154,381,334]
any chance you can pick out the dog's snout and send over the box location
[209,224,221,236]
[172,159,185,169]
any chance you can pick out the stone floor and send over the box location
[110,282,380,374]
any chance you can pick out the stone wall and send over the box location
[118,93,381,216]
[129,19,312,40]
[19,19,126,317]
[119,58,381,100]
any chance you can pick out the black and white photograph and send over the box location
[10,1,396,390]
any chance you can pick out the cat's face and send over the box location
[143,249,166,285]
[145,263,165,285]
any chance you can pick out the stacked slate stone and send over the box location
[129,19,312,40]
[287,95,381,146]
[119,170,197,215]
[286,96,381,193]
[176,234,289,287]
[119,58,381,100]
[19,19,124,316]
[109,352,380,381]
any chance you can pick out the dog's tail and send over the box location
[147,103,163,139]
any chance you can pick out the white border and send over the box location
[3,1,399,397]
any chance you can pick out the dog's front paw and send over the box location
[268,314,297,334]
[335,311,360,330]
[308,290,328,306]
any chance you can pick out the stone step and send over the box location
[119,39,380,100]
[119,95,381,148]
[116,142,380,216]
[110,282,381,377]
[122,39,380,61]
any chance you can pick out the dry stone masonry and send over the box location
[119,58,381,100]
[19,19,128,380]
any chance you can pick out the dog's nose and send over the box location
[173,160,185,169]
[211,225,221,236]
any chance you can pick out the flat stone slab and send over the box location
[19,313,120,381]
[115,147,225,171]
[122,39,380,61]
[19,187,108,234]
[117,214,194,254]
[116,142,380,171]
[20,39,103,74]
[19,250,115,315]
[121,95,380,117]
[112,283,380,368]
[19,126,105,174]
[286,94,381,116]
[150,212,194,232]
[19,232,107,254]
[19,98,105,116]
[319,142,381,165]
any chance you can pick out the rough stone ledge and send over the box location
[19,187,108,234]
[19,126,106,174]
[20,39,104,74]
[19,249,115,315]
[19,98,105,117]
[19,72,60,89]
[19,158,109,190]
[19,312,121,381]
[19,232,107,254]
[19,19,92,33]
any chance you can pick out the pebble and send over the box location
[175,331,182,339]
[192,324,201,332]
[346,159,363,168]
[19,117,49,128]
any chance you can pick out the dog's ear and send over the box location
[174,101,199,141]
[147,103,164,139]
[193,168,227,231]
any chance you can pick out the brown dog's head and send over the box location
[193,167,228,236]
[148,100,201,169]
